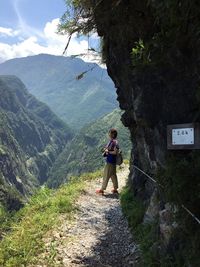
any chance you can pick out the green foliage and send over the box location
[58,0,95,35]
[0,204,10,231]
[130,0,200,67]
[137,223,161,267]
[156,151,200,266]
[0,145,7,155]
[121,151,200,266]
[48,109,131,187]
[132,39,151,66]
[141,1,200,67]
[0,169,24,212]
[120,186,145,229]
[120,186,160,266]
[120,184,200,266]
[0,169,100,267]
[157,151,200,212]
[121,152,200,267]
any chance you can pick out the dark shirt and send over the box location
[105,139,119,165]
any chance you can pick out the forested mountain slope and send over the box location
[0,54,118,129]
[0,75,72,210]
[48,109,131,188]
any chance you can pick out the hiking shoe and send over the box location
[111,189,119,194]
[96,189,104,195]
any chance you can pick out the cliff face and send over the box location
[93,1,199,188]
[90,0,200,197]
[90,0,200,264]
[0,75,72,210]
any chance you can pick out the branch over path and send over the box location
[32,166,140,267]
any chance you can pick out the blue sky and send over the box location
[0,0,65,30]
[0,0,100,63]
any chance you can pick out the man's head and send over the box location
[109,128,118,139]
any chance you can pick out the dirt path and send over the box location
[35,165,140,267]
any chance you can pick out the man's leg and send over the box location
[101,164,110,190]
[111,174,118,190]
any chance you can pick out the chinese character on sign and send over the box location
[172,128,194,145]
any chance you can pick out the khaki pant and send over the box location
[101,163,118,190]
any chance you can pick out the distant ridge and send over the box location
[0,54,118,129]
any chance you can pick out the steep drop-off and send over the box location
[0,75,72,210]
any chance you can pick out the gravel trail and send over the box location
[33,165,140,267]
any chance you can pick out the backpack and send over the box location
[116,150,123,165]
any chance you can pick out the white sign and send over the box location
[172,128,194,145]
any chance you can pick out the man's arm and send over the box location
[107,146,118,155]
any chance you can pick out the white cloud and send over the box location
[44,19,61,40]
[0,18,102,65]
[0,36,46,61]
[0,27,19,37]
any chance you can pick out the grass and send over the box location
[0,170,101,267]
[120,186,160,266]
[120,186,145,230]
[120,184,200,267]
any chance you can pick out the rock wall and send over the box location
[93,0,199,202]
[91,0,200,262]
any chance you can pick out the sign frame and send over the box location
[167,123,200,150]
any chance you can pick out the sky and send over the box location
[0,0,100,63]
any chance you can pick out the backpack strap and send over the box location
[107,139,119,151]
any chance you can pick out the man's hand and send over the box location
[104,148,109,154]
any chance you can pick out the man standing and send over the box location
[96,128,119,195]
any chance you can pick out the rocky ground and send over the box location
[31,165,140,267]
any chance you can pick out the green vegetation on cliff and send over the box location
[156,151,200,267]
[120,187,158,266]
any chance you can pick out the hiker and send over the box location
[96,128,119,195]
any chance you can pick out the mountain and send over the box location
[48,109,131,188]
[0,54,118,129]
[0,75,72,210]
